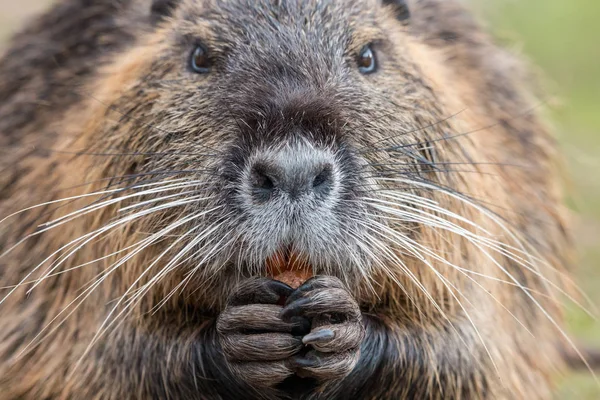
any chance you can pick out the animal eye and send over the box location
[190,44,210,73]
[357,45,377,74]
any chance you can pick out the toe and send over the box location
[288,350,359,381]
[305,322,364,353]
[302,329,335,345]
[222,333,303,362]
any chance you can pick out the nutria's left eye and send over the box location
[357,45,377,74]
[190,44,210,73]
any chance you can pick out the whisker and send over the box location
[40,180,210,229]
[152,225,237,314]
[363,195,595,318]
[358,218,502,376]
[355,219,483,361]
[377,178,598,314]
[0,178,190,226]
[2,193,216,304]
[77,213,229,368]
[355,108,467,151]
[18,206,223,362]
[360,185,598,380]
[362,101,547,155]
[27,194,217,294]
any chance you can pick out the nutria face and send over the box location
[63,0,567,314]
[0,0,572,398]
[85,0,469,299]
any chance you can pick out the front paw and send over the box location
[280,276,365,382]
[217,278,310,388]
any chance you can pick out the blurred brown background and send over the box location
[1,0,599,398]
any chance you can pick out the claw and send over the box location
[280,297,311,321]
[284,277,321,305]
[284,276,346,306]
[302,329,335,345]
[266,280,295,296]
[290,316,312,336]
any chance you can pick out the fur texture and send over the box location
[0,0,572,399]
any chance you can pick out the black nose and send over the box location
[248,150,335,204]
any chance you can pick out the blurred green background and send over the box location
[1,0,599,398]
[471,1,600,398]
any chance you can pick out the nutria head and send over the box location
[87,0,428,292]
[0,0,571,398]
[68,0,564,304]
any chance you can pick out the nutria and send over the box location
[0,0,579,398]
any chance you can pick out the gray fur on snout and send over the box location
[237,139,351,265]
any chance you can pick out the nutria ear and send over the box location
[150,0,179,23]
[383,0,411,22]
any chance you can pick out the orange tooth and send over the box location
[266,250,313,289]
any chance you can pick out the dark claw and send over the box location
[266,280,295,296]
[280,297,311,321]
[302,329,335,345]
[290,316,312,336]
[284,276,346,306]
[284,277,322,305]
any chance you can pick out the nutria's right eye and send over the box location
[357,45,377,74]
[190,45,210,73]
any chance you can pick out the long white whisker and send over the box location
[24,195,216,295]
[366,183,598,380]
[40,180,210,228]
[117,190,200,212]
[19,206,222,363]
[375,177,594,308]
[357,218,501,376]
[0,180,214,270]
[151,227,237,314]
[1,192,215,306]
[355,219,484,363]
[76,210,227,371]
[0,178,191,226]
[364,196,596,319]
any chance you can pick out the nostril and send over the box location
[248,159,335,203]
[312,168,329,188]
[250,164,278,203]
[254,170,275,190]
[312,164,333,193]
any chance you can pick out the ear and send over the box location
[406,0,483,47]
[382,0,411,22]
[150,0,179,23]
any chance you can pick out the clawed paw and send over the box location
[217,278,309,387]
[281,276,365,381]
[217,276,364,387]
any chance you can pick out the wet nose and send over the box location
[248,148,336,204]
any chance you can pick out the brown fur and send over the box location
[0,0,574,399]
